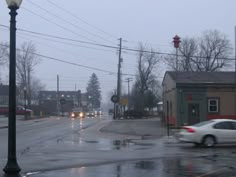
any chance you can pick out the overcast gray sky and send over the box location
[1,0,236,102]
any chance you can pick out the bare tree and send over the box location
[0,42,8,65]
[16,41,40,107]
[149,79,162,101]
[197,30,232,71]
[166,30,232,72]
[31,78,45,105]
[178,38,199,71]
[0,42,9,82]
[133,44,160,111]
[137,44,160,94]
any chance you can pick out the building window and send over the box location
[208,98,219,113]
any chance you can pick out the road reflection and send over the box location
[79,118,83,130]
[26,157,236,177]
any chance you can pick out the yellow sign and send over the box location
[120,98,128,105]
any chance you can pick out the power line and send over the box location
[0,24,168,56]
[0,43,137,77]
[122,47,236,61]
[1,24,234,62]
[1,24,118,55]
[3,28,132,69]
[27,0,116,45]
[46,0,117,40]
[16,32,116,54]
[0,25,118,51]
[21,7,98,43]
[16,34,121,69]
[124,39,172,49]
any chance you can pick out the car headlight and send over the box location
[71,112,75,117]
[79,112,83,118]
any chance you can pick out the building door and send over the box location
[188,103,200,125]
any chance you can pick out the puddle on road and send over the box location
[84,140,99,144]
[25,157,236,177]
[87,139,154,151]
[61,138,154,151]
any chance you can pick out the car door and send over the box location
[212,121,234,143]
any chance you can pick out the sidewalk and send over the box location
[0,116,7,129]
[100,117,179,143]
[0,115,54,129]
[101,117,165,136]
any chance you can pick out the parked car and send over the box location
[0,105,32,115]
[177,119,236,147]
[16,106,32,115]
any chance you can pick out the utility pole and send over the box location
[74,84,77,108]
[234,27,236,115]
[125,78,133,112]
[57,75,60,116]
[115,38,122,119]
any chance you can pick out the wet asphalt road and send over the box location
[1,115,236,177]
[24,144,236,177]
[26,157,236,177]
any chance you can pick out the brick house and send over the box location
[162,71,236,126]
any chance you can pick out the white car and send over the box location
[177,119,236,147]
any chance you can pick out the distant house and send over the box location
[0,85,21,106]
[38,90,82,115]
[157,101,163,116]
[162,71,236,126]
[0,85,9,106]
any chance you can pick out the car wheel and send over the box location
[202,136,216,147]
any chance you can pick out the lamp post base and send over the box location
[3,159,21,175]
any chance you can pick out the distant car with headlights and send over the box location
[70,108,85,118]
[177,119,236,147]
[86,111,95,117]
[98,110,102,115]
[94,109,102,116]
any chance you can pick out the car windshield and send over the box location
[192,120,214,127]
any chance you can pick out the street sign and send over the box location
[120,98,128,105]
[111,95,119,103]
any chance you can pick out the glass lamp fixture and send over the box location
[6,0,22,8]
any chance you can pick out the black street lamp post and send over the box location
[3,0,23,175]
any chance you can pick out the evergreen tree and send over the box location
[86,73,101,108]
